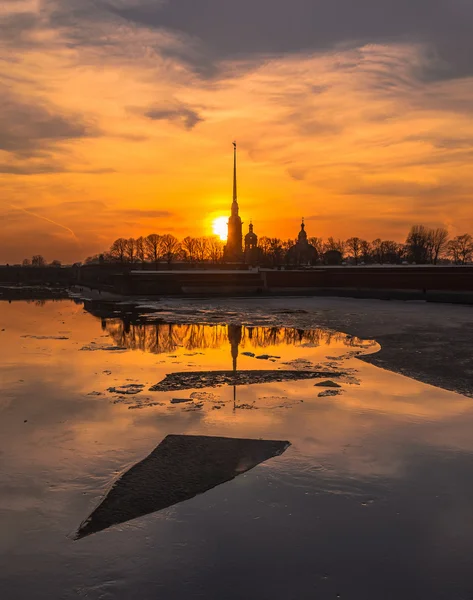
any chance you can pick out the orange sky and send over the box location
[2,1,473,263]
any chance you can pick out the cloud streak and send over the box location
[7,204,80,243]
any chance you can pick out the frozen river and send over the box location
[1,298,473,599]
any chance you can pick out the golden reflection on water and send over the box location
[104,320,375,355]
[1,299,472,442]
[2,300,473,598]
[0,299,472,497]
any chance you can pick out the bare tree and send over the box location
[307,237,324,257]
[447,234,473,265]
[345,237,362,264]
[325,237,345,257]
[430,227,449,264]
[181,236,198,263]
[371,238,383,263]
[405,225,431,263]
[194,237,209,262]
[31,255,46,266]
[455,234,473,264]
[160,234,181,266]
[124,238,136,263]
[268,238,285,266]
[380,240,401,264]
[22,258,31,266]
[109,238,128,263]
[135,236,146,264]
[358,240,372,263]
[207,236,224,263]
[50,259,62,267]
[144,234,161,268]
[84,254,101,264]
[257,236,272,265]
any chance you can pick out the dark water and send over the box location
[1,300,473,599]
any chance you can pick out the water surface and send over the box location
[1,300,473,599]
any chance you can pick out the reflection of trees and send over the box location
[104,321,375,355]
[26,299,47,306]
[105,322,229,354]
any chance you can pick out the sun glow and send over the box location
[212,216,228,241]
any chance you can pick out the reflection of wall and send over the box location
[103,321,374,355]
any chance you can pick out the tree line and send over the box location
[92,234,226,266]
[21,256,62,267]
[20,225,473,267]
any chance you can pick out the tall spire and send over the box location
[232,141,238,216]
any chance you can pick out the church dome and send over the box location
[298,219,308,242]
[245,222,258,244]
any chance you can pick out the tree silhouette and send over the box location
[110,238,128,263]
[194,237,209,262]
[207,236,224,263]
[85,223,465,267]
[325,237,345,256]
[447,234,473,265]
[160,234,181,266]
[405,225,431,264]
[31,255,46,267]
[345,237,362,264]
[135,236,146,264]
[181,236,198,263]
[124,238,136,263]
[430,228,449,265]
[144,234,161,268]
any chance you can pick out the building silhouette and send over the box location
[244,221,258,265]
[223,142,243,262]
[286,218,318,265]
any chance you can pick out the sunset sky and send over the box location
[2,0,473,263]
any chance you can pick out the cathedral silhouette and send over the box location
[223,142,244,262]
[223,142,317,266]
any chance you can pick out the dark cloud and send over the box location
[343,181,467,198]
[3,1,471,83]
[0,9,39,50]
[108,0,473,80]
[143,105,203,130]
[0,162,68,175]
[407,135,473,151]
[0,162,114,175]
[0,87,99,157]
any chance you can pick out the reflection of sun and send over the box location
[212,216,228,241]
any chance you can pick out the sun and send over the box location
[212,216,228,241]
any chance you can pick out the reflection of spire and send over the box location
[227,324,242,410]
